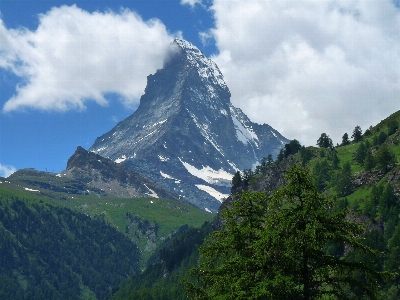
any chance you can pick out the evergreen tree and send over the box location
[231,171,242,188]
[285,139,302,156]
[376,144,396,173]
[277,149,285,163]
[185,191,267,299]
[375,132,388,145]
[386,224,400,290]
[355,142,367,164]
[313,159,331,192]
[336,162,353,197]
[378,183,398,221]
[352,125,363,142]
[342,132,350,146]
[364,126,372,137]
[364,151,376,172]
[186,166,387,299]
[317,133,333,149]
[332,151,340,169]
[387,119,399,136]
[300,146,314,166]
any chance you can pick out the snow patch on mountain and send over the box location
[24,187,40,192]
[230,107,259,146]
[195,184,228,202]
[143,119,168,129]
[175,39,228,91]
[160,171,173,180]
[133,130,158,145]
[158,155,170,162]
[143,184,159,198]
[179,158,232,186]
[115,155,127,164]
[92,146,107,153]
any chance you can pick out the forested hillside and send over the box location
[0,189,140,300]
[0,169,213,299]
[111,222,214,300]
[2,169,213,266]
[218,110,400,299]
[114,110,400,299]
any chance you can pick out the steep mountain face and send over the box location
[62,146,179,200]
[90,39,288,212]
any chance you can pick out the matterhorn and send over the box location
[89,39,288,212]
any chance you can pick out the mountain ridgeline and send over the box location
[89,39,288,212]
[62,146,179,200]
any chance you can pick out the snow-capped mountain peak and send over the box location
[174,39,228,94]
[89,39,288,212]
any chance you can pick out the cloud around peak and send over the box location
[0,5,176,113]
[0,163,16,178]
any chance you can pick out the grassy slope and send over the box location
[0,174,213,266]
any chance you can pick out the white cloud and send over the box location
[0,5,177,112]
[210,0,400,146]
[181,0,203,8]
[0,163,16,177]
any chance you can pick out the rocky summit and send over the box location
[62,146,179,200]
[89,39,289,212]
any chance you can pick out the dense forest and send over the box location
[0,194,140,300]
[111,222,213,300]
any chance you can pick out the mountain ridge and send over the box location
[89,39,289,212]
[62,146,180,200]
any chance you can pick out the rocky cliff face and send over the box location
[62,146,179,200]
[89,39,289,212]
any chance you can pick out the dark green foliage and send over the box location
[277,140,303,163]
[317,133,334,148]
[313,158,332,192]
[387,119,399,136]
[355,142,367,164]
[185,191,267,299]
[231,171,242,188]
[364,151,376,172]
[241,169,254,189]
[285,139,302,156]
[378,184,399,222]
[336,162,353,197]
[332,151,340,169]
[386,223,400,288]
[186,166,387,299]
[300,146,314,165]
[376,144,396,172]
[342,132,351,146]
[364,127,372,137]
[374,131,388,146]
[255,155,274,175]
[363,186,380,218]
[111,222,213,300]
[277,148,285,163]
[0,196,140,300]
[352,125,363,142]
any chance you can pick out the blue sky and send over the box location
[0,0,215,175]
[1,0,400,177]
